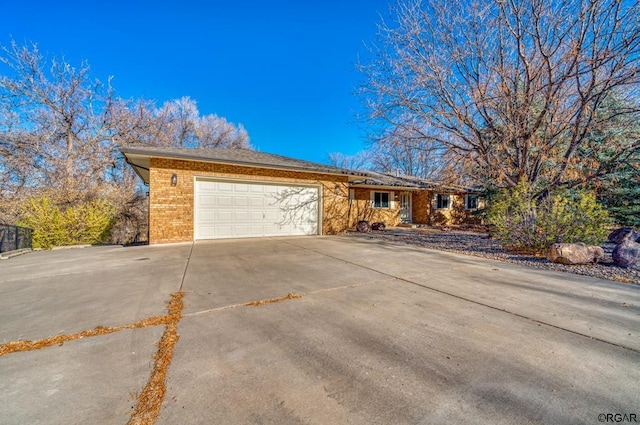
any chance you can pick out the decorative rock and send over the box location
[356,220,371,233]
[371,222,386,231]
[612,240,640,270]
[547,243,605,265]
[608,227,640,245]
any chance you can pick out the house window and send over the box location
[465,194,479,210]
[372,191,390,208]
[435,194,451,210]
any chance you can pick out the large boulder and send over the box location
[608,227,640,245]
[547,243,605,265]
[612,240,640,270]
[356,220,371,233]
[371,222,386,231]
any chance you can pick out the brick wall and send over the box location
[408,190,480,226]
[430,192,474,225]
[149,158,350,244]
[346,188,477,227]
[412,191,431,224]
[348,188,401,227]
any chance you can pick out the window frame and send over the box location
[465,194,479,210]
[435,193,452,210]
[371,191,391,209]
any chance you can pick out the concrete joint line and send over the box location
[179,242,195,291]
[280,240,640,355]
[127,291,184,425]
[305,280,388,295]
[0,316,169,357]
[183,281,390,319]
[0,292,186,425]
[184,292,304,318]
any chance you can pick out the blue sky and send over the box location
[0,0,393,164]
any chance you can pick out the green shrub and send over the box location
[18,195,116,249]
[487,182,610,252]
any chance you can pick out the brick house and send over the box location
[121,147,482,244]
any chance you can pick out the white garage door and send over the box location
[195,179,319,239]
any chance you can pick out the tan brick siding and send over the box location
[347,188,401,227]
[397,190,480,226]
[345,189,479,227]
[149,158,349,244]
[147,156,480,243]
[430,193,478,225]
[412,191,431,224]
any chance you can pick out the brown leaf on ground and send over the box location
[127,291,184,425]
[0,315,169,357]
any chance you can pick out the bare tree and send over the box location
[0,41,114,205]
[196,113,250,149]
[327,151,372,170]
[328,126,447,180]
[361,0,640,193]
[1,41,252,242]
[368,121,447,179]
[112,96,251,149]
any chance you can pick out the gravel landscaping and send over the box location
[351,226,640,285]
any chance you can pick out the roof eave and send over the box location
[349,183,427,191]
[122,151,150,185]
[119,147,350,177]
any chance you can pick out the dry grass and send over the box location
[127,292,184,425]
[0,315,169,357]
[0,291,185,425]
[242,293,303,307]
[614,276,634,284]
[2,289,301,424]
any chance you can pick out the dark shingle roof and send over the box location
[348,170,474,192]
[120,145,477,192]
[120,146,350,176]
[349,170,440,189]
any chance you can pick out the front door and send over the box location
[400,192,412,223]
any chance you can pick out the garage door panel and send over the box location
[198,184,216,194]
[198,225,215,238]
[249,225,265,234]
[215,225,234,238]
[234,211,249,221]
[199,210,216,222]
[198,195,215,207]
[233,184,249,192]
[264,224,280,235]
[195,180,319,240]
[234,197,249,206]
[249,211,263,221]
[264,211,279,221]
[217,196,233,207]
[217,211,233,222]
[250,197,264,207]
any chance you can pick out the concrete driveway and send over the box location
[1,236,639,424]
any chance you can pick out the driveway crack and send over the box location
[179,242,195,291]
[127,291,184,425]
[184,292,304,317]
